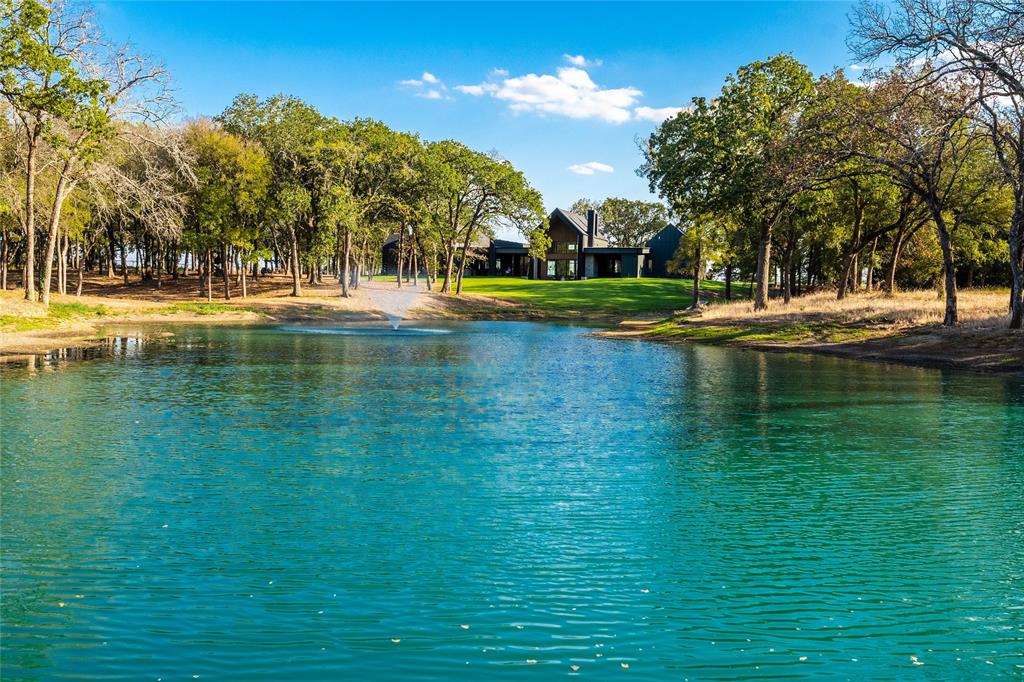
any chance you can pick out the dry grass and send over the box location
[697,288,1013,330]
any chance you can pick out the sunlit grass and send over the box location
[458,277,751,314]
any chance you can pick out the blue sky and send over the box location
[97,1,858,223]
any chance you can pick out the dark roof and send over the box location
[549,209,611,245]
[644,223,682,246]
[492,238,527,249]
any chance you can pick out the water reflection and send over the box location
[1,322,1022,681]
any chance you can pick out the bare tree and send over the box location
[850,0,1024,325]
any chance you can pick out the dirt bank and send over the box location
[599,289,1024,376]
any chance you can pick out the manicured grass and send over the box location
[457,277,750,315]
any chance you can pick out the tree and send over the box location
[427,141,543,294]
[183,119,269,300]
[851,0,1024,325]
[842,68,988,325]
[593,197,668,247]
[219,94,323,297]
[667,215,727,308]
[642,55,824,311]
[1,0,107,301]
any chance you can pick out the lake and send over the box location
[1,321,1022,680]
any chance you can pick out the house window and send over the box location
[568,259,576,277]
[547,260,556,277]
[568,242,577,252]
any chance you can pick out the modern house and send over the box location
[531,208,649,279]
[381,209,680,279]
[644,223,683,278]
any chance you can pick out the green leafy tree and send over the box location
[642,54,823,311]
[1,0,106,302]
[595,197,668,247]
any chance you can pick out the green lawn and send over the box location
[457,277,750,315]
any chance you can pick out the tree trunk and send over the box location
[412,245,418,287]
[1,225,8,291]
[441,247,455,293]
[289,226,301,297]
[455,227,474,295]
[199,250,207,299]
[724,263,733,300]
[106,231,116,278]
[932,208,958,326]
[1009,203,1024,329]
[205,249,213,302]
[155,238,163,290]
[76,243,85,296]
[866,237,878,291]
[240,250,247,298]
[341,228,351,298]
[40,174,72,306]
[754,222,772,311]
[221,243,231,300]
[783,245,793,304]
[415,231,433,292]
[691,242,702,309]
[121,234,129,286]
[23,135,38,302]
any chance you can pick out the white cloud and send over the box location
[491,68,509,77]
[849,63,865,71]
[634,105,684,123]
[456,83,497,96]
[563,54,602,68]
[568,161,614,175]
[400,71,450,100]
[457,66,641,123]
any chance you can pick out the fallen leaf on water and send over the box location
[460,624,469,630]
[640,589,649,593]
[57,602,66,607]
[799,656,807,662]
[621,662,630,669]
[391,639,401,644]
[526,659,537,665]
[570,665,580,671]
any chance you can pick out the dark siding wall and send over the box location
[541,220,583,279]
[646,226,682,278]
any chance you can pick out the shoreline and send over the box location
[597,318,1024,378]
[3,280,1022,377]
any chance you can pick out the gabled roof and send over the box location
[645,223,682,246]
[549,208,611,244]
[553,208,590,235]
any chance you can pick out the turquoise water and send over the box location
[2,321,1022,680]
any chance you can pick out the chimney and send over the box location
[586,209,597,248]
